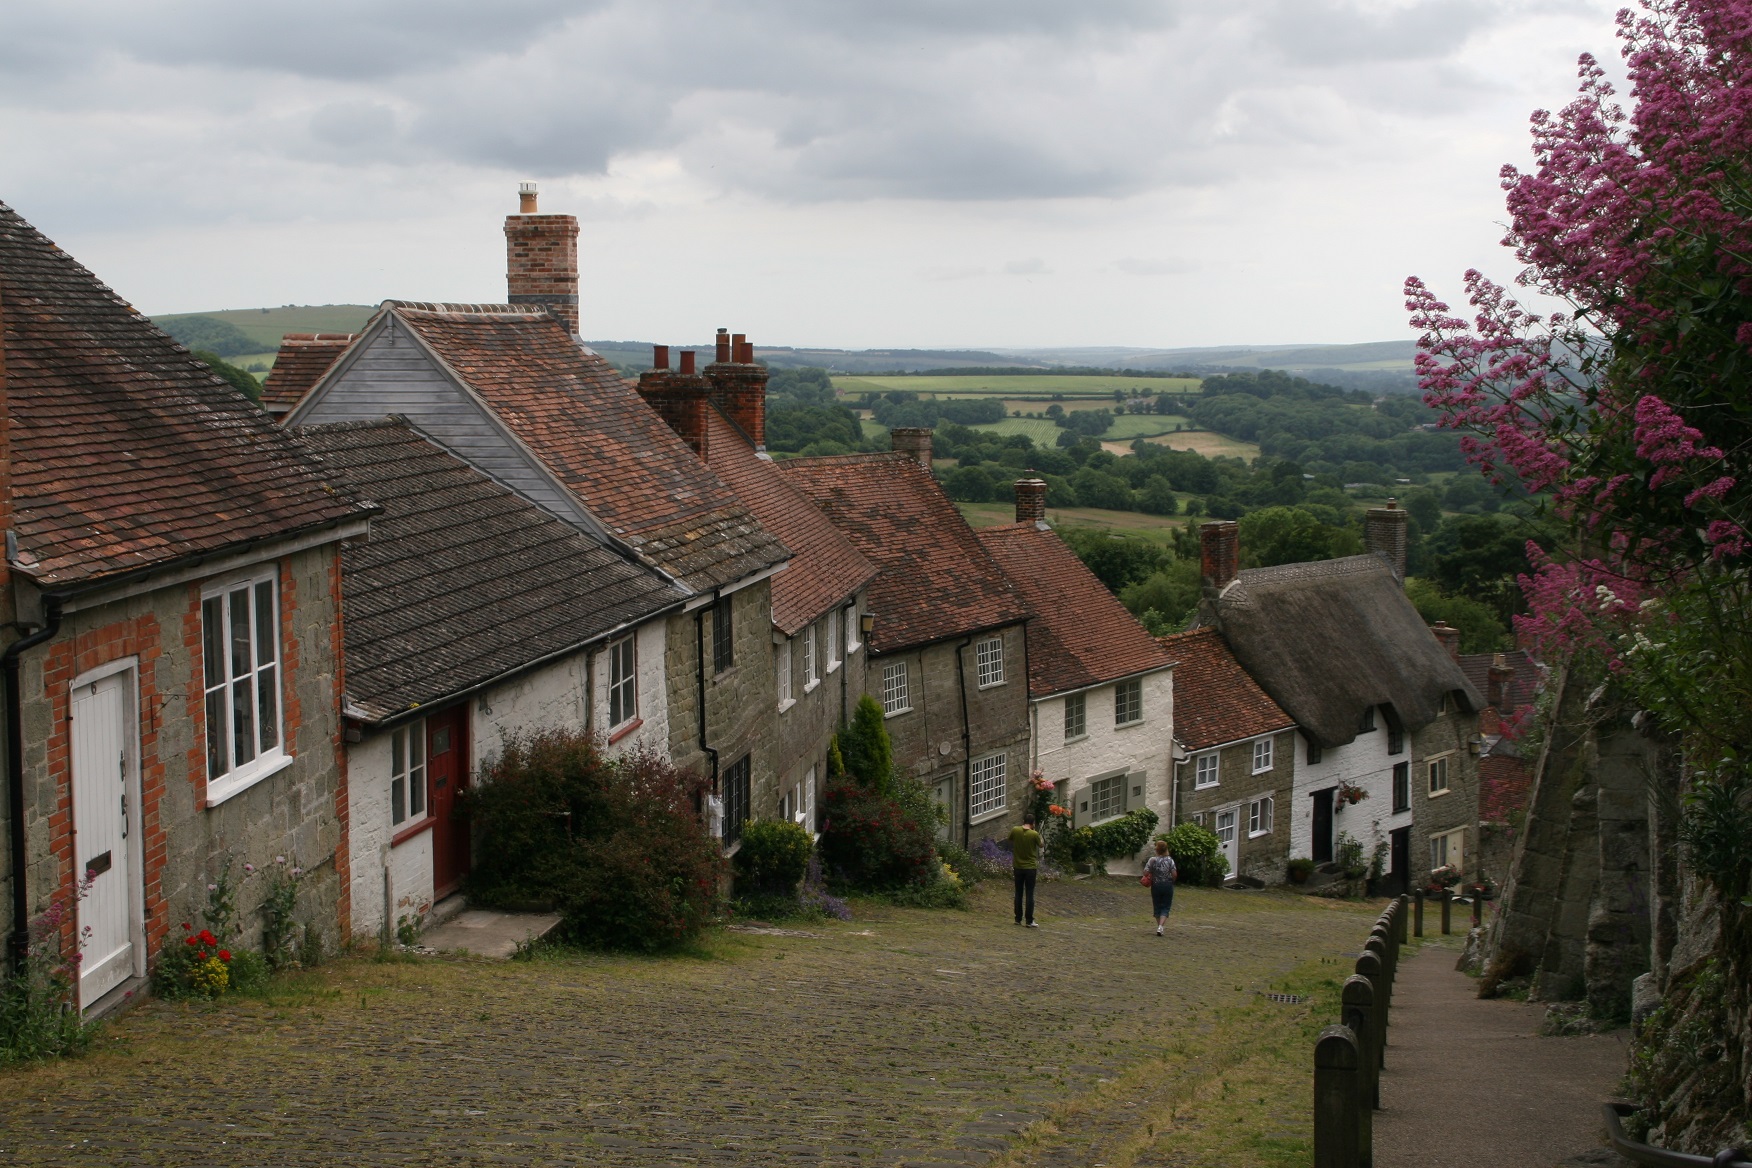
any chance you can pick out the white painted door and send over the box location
[72,672,135,1004]
[1214,808,1238,880]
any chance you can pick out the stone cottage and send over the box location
[0,199,376,1011]
[1158,627,1298,884]
[976,480,1175,874]
[779,433,1033,846]
[295,419,686,938]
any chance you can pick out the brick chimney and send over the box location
[1365,498,1408,585]
[504,183,581,337]
[704,326,767,449]
[1015,478,1047,525]
[890,427,933,468]
[636,351,710,458]
[1430,621,1461,662]
[1200,520,1239,594]
[1487,651,1514,709]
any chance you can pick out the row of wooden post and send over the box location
[1411,888,1485,938]
[1313,895,1407,1168]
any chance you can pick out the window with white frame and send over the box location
[976,636,1004,687]
[826,608,841,672]
[201,570,284,793]
[776,637,793,708]
[844,604,859,655]
[803,624,818,689]
[1064,692,1087,740]
[1215,808,1237,850]
[1252,736,1274,773]
[1248,795,1274,836]
[1114,678,1142,726]
[607,635,637,728]
[1430,827,1465,871]
[970,753,1007,819]
[1194,752,1219,788]
[1088,773,1125,823]
[390,720,426,828]
[881,660,910,714]
[1427,754,1451,796]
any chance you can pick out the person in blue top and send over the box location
[1143,838,1177,936]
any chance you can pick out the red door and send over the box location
[428,705,471,898]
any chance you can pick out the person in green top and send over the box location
[1009,815,1042,927]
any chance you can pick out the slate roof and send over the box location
[1459,649,1542,712]
[703,409,874,635]
[1156,628,1296,751]
[776,452,1029,653]
[0,200,373,590]
[386,303,789,593]
[976,521,1172,698]
[260,333,355,414]
[1207,555,1483,749]
[296,419,686,723]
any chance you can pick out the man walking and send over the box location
[1010,815,1042,927]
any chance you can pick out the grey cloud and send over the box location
[1004,258,1048,275]
[1114,257,1192,276]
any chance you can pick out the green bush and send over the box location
[733,819,814,898]
[1158,823,1227,887]
[1047,808,1160,873]
[465,732,725,952]
[838,696,894,792]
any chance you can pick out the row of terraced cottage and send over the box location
[0,191,1509,1013]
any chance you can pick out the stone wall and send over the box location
[775,590,869,829]
[1175,728,1296,883]
[1411,707,1481,878]
[664,582,780,822]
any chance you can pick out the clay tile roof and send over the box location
[1157,627,1296,751]
[386,303,788,593]
[776,452,1029,652]
[1213,555,1484,747]
[1459,648,1542,712]
[976,522,1172,698]
[260,333,356,413]
[704,409,874,635]
[296,419,686,722]
[0,200,374,589]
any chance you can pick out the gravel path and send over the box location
[0,879,1377,1167]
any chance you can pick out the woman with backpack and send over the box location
[1141,838,1177,936]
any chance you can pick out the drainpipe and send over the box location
[693,606,719,795]
[955,636,974,850]
[6,596,64,972]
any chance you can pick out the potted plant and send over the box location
[1335,781,1369,806]
[1287,857,1315,885]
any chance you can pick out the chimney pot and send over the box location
[1199,520,1240,595]
[518,182,539,214]
[716,328,731,364]
[652,344,669,370]
[890,427,933,467]
[1015,478,1048,525]
[1430,622,1461,662]
[680,350,696,375]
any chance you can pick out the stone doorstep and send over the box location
[420,908,564,959]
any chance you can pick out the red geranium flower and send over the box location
[218,949,231,962]
[196,951,207,960]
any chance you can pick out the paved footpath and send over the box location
[1374,942,1631,1168]
[0,880,1376,1168]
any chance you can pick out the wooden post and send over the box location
[1366,934,1393,1037]
[1356,949,1386,1070]
[1414,890,1424,937]
[1315,1025,1362,1168]
[1343,974,1379,1159]
[1397,894,1409,945]
[1441,893,1452,935]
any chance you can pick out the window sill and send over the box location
[847,640,863,655]
[607,717,644,746]
[392,816,435,848]
[827,660,841,674]
[1251,766,1273,776]
[203,751,294,809]
[1248,828,1272,839]
[778,697,797,714]
[1193,782,1219,791]
[803,679,821,695]
[1114,718,1144,730]
[712,665,739,686]
[1063,732,1089,745]
[883,706,912,720]
[970,805,1009,826]
[977,680,1006,691]
[1427,788,1452,800]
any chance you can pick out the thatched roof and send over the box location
[1206,554,1482,750]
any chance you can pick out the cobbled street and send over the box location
[0,880,1377,1168]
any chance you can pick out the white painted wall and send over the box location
[347,729,437,942]
[1031,668,1174,875]
[1290,720,1414,874]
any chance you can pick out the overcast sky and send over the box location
[0,0,1623,349]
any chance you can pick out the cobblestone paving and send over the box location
[0,879,1376,1167]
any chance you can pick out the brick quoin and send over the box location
[40,613,166,992]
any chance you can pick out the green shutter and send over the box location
[1125,771,1147,812]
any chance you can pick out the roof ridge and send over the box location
[386,300,547,317]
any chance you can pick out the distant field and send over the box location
[154,304,377,352]
[970,417,1062,445]
[835,374,1200,398]
[1140,431,1261,461]
[957,502,1189,543]
[1103,414,1188,440]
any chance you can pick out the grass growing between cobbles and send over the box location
[0,880,1384,1167]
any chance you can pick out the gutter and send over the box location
[955,635,974,850]
[5,596,64,972]
[694,604,720,801]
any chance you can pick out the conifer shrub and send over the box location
[465,732,724,952]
